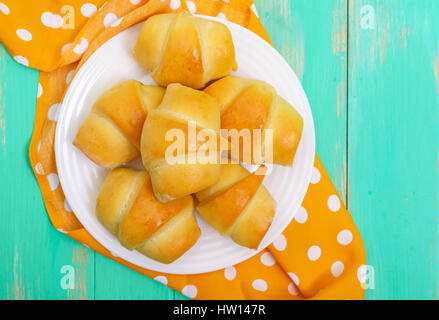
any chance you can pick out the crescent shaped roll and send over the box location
[96,168,200,264]
[133,13,238,89]
[204,76,304,166]
[141,83,225,202]
[195,162,276,249]
[74,80,165,168]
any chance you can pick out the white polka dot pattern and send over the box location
[216,12,226,20]
[272,234,287,251]
[16,29,32,41]
[14,55,29,66]
[288,272,299,285]
[331,261,344,278]
[81,3,97,18]
[154,275,168,286]
[224,266,236,280]
[295,206,308,224]
[337,230,353,245]
[66,70,75,84]
[62,43,71,53]
[0,2,9,15]
[307,245,321,261]
[328,194,341,212]
[47,173,59,191]
[182,285,198,298]
[260,252,276,266]
[252,279,267,292]
[310,167,321,184]
[185,1,196,13]
[104,13,117,27]
[35,163,44,175]
[288,282,299,295]
[41,12,63,29]
[170,0,181,10]
[73,38,88,54]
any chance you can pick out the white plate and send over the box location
[55,15,315,274]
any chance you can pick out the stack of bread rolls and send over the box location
[73,13,304,264]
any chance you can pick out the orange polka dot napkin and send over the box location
[0,0,367,299]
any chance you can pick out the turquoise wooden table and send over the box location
[0,0,438,300]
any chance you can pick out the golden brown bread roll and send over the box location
[133,13,237,89]
[195,162,276,249]
[74,80,165,168]
[96,168,200,264]
[204,76,304,166]
[141,83,225,202]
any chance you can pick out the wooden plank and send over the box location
[255,0,348,202]
[94,255,176,299]
[348,0,439,299]
[0,44,95,300]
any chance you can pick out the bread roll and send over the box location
[96,168,200,264]
[141,83,225,202]
[74,80,165,168]
[133,13,237,89]
[195,162,276,249]
[204,76,304,166]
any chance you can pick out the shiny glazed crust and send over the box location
[141,83,223,202]
[204,76,304,166]
[74,80,165,168]
[96,168,200,264]
[133,13,238,89]
[195,163,276,249]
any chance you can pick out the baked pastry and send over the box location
[74,80,165,167]
[204,76,304,166]
[133,13,237,89]
[96,168,200,264]
[141,83,225,202]
[195,162,276,249]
